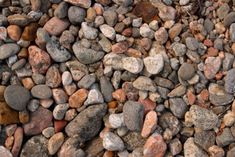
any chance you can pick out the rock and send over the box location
[113,0,132,6]
[112,41,129,54]
[21,23,38,41]
[154,27,168,44]
[46,38,71,62]
[209,83,234,106]
[32,73,46,85]
[122,57,143,74]
[109,113,124,128]
[68,6,86,25]
[84,89,104,106]
[185,37,199,51]
[77,74,96,89]
[223,53,234,71]
[81,22,98,40]
[54,2,68,19]
[0,146,13,157]
[4,85,30,111]
[65,104,107,142]
[216,128,235,147]
[100,24,116,40]
[100,76,114,102]
[48,132,64,155]
[31,85,52,99]
[217,3,229,20]
[133,76,156,92]
[158,5,176,21]
[178,63,195,81]
[112,89,126,103]
[0,27,6,41]
[140,23,154,39]
[11,127,23,157]
[169,98,188,118]
[0,44,20,60]
[184,138,208,157]
[230,23,235,42]
[227,147,235,157]
[225,68,235,94]
[20,135,49,157]
[194,131,215,151]
[143,54,164,74]
[7,25,22,41]
[36,28,50,49]
[64,0,91,8]
[28,46,51,74]
[43,17,69,36]
[0,85,6,101]
[143,133,167,157]
[7,14,29,27]
[52,88,68,104]
[69,89,88,108]
[208,145,224,157]
[0,102,19,125]
[224,12,235,27]
[169,138,182,156]
[46,65,62,88]
[186,105,218,130]
[23,107,53,136]
[73,42,104,64]
[123,101,144,131]
[103,9,117,27]
[62,71,73,86]
[103,132,125,151]
[169,23,183,39]
[42,127,55,138]
[172,43,186,56]
[141,111,157,138]
[53,103,69,120]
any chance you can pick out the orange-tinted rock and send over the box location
[21,23,38,41]
[103,151,114,157]
[19,110,29,124]
[187,90,196,105]
[108,101,118,109]
[141,111,158,138]
[139,98,156,114]
[204,39,213,47]
[43,17,70,36]
[112,89,126,103]
[7,25,22,41]
[133,1,158,23]
[69,89,88,108]
[18,48,28,59]
[5,136,14,150]
[11,127,23,157]
[200,89,209,101]
[28,46,51,74]
[112,41,129,53]
[0,85,6,102]
[207,47,218,57]
[64,0,91,8]
[0,102,19,125]
[143,133,167,157]
[122,28,132,37]
[126,48,142,58]
[22,77,34,90]
[169,23,183,39]
[54,120,67,133]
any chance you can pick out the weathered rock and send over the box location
[0,102,19,125]
[122,57,143,74]
[103,132,124,151]
[169,98,188,118]
[194,131,215,151]
[43,17,69,36]
[216,128,235,147]
[184,138,208,157]
[133,76,156,92]
[64,0,91,8]
[204,57,221,79]
[48,132,64,155]
[224,68,235,94]
[0,146,13,157]
[143,54,164,75]
[0,44,20,60]
[141,111,157,138]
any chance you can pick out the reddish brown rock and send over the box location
[126,48,142,58]
[187,90,196,105]
[112,41,129,53]
[28,46,51,74]
[54,120,67,133]
[23,107,53,136]
[69,88,88,108]
[141,111,158,138]
[21,23,38,41]
[21,77,35,90]
[108,101,118,109]
[19,110,29,124]
[43,17,69,36]
[139,98,156,114]
[11,127,23,157]
[207,47,218,57]
[7,25,22,41]
[169,23,182,39]
[143,133,167,157]
[18,48,28,59]
[112,89,126,103]
[0,102,19,125]
[0,85,6,102]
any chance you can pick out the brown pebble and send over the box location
[7,25,22,41]
[21,23,38,41]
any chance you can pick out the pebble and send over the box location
[64,0,91,8]
[54,2,68,19]
[194,130,215,151]
[141,111,157,138]
[0,146,13,157]
[62,71,73,86]
[27,99,40,112]
[68,6,86,25]
[28,46,51,74]
[185,37,199,51]
[169,98,188,118]
[230,23,235,42]
[22,23,38,41]
[224,12,235,27]
[224,68,235,93]
[113,0,132,6]
[52,88,68,104]
[143,133,167,157]
[217,3,230,20]
[42,127,55,138]
[103,9,118,27]
[81,22,98,40]
[7,25,21,41]
[103,132,125,151]
[65,104,107,142]
[46,65,62,88]
[111,41,129,54]
[178,63,195,81]
[133,76,156,92]
[48,132,64,155]
[0,28,6,41]
[0,102,19,125]
[169,138,182,156]
[184,138,208,157]
[84,89,104,106]
[100,24,116,40]
[143,54,164,74]
[0,43,20,60]
[140,23,154,39]
[122,57,143,74]
[23,107,53,136]
[154,27,168,44]
[172,43,186,56]
[100,76,114,102]
[43,17,69,36]
[216,128,235,147]
[69,88,88,108]
[179,0,190,5]
[7,14,29,27]
[227,147,235,157]
[123,101,144,131]
[11,127,23,157]
[109,113,124,129]
[4,85,30,111]
[53,103,69,120]
[208,145,225,157]
[20,135,49,157]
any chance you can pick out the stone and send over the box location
[123,101,144,131]
[44,17,69,36]
[77,74,96,89]
[53,103,69,120]
[28,46,51,74]
[169,98,188,118]
[81,22,98,40]
[185,37,199,51]
[224,12,235,27]
[227,147,235,157]
[230,23,235,42]
[73,42,104,64]
[46,37,71,62]
[154,27,168,44]
[133,76,156,92]
[54,2,68,19]
[46,66,62,88]
[225,68,235,94]
[140,24,154,39]
[68,6,86,25]
[84,89,104,106]
[69,89,88,108]
[184,138,208,157]
[143,54,164,75]
[42,127,55,138]
[186,105,218,130]
[103,132,125,151]
[143,133,167,157]
[158,5,176,21]
[64,0,91,8]
[11,127,23,157]
[0,44,20,60]
[112,89,126,103]
[21,23,38,41]
[7,25,21,41]
[23,107,53,136]
[62,71,72,86]
[0,146,13,157]
[103,9,118,27]
[31,85,52,99]
[109,113,124,128]
[4,85,30,111]
[0,102,19,125]
[172,43,186,56]
[65,104,107,142]
[100,76,114,102]
[141,111,157,138]
[169,23,183,39]
[122,57,143,74]
[100,24,116,40]
[194,131,215,151]
[208,145,224,157]
[178,63,195,81]
[7,14,29,27]
[223,53,234,71]
[48,132,64,155]
[111,41,129,54]
[169,138,182,156]
[216,128,235,147]
[52,89,68,104]
[20,135,49,157]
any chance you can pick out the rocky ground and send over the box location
[1,0,235,156]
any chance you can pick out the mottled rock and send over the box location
[46,66,61,88]
[194,131,215,150]
[0,44,20,60]
[0,102,19,125]
[143,54,164,75]
[43,17,69,36]
[103,132,124,151]
[141,111,157,138]
[216,128,235,147]
[224,68,235,93]
[133,76,156,92]
[184,138,208,157]
[122,57,143,74]
[178,63,195,81]
[64,0,91,8]
[48,132,64,155]
[169,98,188,118]
[100,76,114,102]
[0,146,13,157]
[68,6,86,24]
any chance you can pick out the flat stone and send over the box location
[0,44,20,60]
[31,85,52,99]
[7,14,29,27]
[133,76,156,92]
[4,85,30,111]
